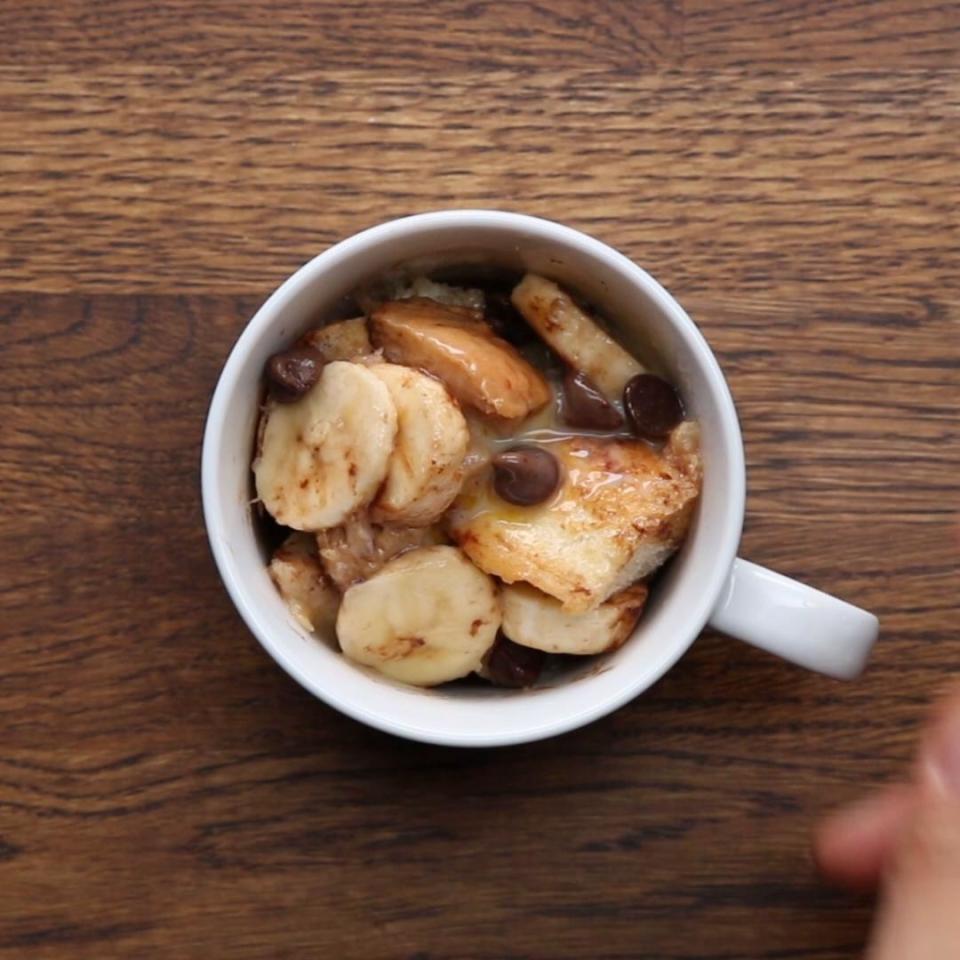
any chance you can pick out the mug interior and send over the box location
[202,211,745,746]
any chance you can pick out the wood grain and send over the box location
[0,1,682,70]
[687,0,960,68]
[1,1,959,958]
[1,66,956,300]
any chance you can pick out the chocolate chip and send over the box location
[483,634,546,688]
[492,445,561,506]
[561,369,624,430]
[266,347,324,402]
[623,374,684,439]
[485,290,537,346]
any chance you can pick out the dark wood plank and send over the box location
[687,0,960,69]
[1,289,956,957]
[0,66,955,301]
[0,0,682,71]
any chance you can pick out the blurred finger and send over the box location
[866,693,960,959]
[917,691,960,796]
[814,784,917,891]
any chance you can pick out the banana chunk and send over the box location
[336,545,501,686]
[254,360,397,531]
[269,533,340,634]
[448,433,700,613]
[511,274,643,399]
[501,581,648,655]
[368,364,469,526]
[316,517,446,592]
[298,317,372,361]
[369,298,551,420]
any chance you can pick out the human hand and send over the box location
[814,690,960,959]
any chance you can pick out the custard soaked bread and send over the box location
[448,429,701,613]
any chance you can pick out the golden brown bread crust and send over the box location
[447,433,700,612]
[298,316,372,361]
[316,517,445,592]
[268,533,340,633]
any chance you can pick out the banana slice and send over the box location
[336,545,501,686]
[298,317,372,361]
[368,363,469,526]
[369,298,551,420]
[269,533,340,634]
[501,581,649,655]
[511,274,644,399]
[254,360,397,531]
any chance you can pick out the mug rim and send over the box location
[201,209,746,746]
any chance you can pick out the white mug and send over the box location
[202,210,879,747]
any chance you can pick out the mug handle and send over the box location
[708,558,879,680]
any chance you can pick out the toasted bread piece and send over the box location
[447,432,700,612]
[357,274,486,316]
[269,533,340,633]
[369,298,551,420]
[395,277,486,312]
[511,274,643,399]
[299,317,372,361]
[316,516,446,592]
[664,419,702,480]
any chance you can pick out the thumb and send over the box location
[867,700,960,960]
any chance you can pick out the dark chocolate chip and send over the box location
[483,634,546,688]
[492,445,561,506]
[561,369,624,430]
[266,347,325,402]
[623,374,684,439]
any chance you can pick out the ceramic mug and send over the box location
[201,210,879,746]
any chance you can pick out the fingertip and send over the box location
[813,785,917,892]
[919,689,960,797]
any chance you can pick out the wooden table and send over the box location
[2,2,958,957]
